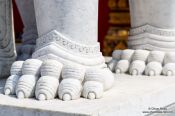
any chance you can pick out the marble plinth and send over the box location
[0,75,175,116]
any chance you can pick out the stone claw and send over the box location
[17,91,25,99]
[115,69,121,74]
[149,70,155,76]
[87,92,96,100]
[4,88,11,95]
[63,94,71,101]
[131,69,138,76]
[38,94,47,101]
[167,71,173,76]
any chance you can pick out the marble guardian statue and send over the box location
[108,0,175,76]
[3,0,114,101]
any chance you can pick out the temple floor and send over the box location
[0,74,175,116]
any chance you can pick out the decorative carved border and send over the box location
[128,26,175,51]
[129,24,175,36]
[36,30,101,56]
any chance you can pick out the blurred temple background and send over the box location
[13,0,130,56]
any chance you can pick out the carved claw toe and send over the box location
[82,81,103,99]
[4,61,24,95]
[58,65,85,100]
[145,62,162,76]
[59,79,82,100]
[16,75,37,98]
[115,60,130,74]
[16,59,42,98]
[87,92,96,100]
[62,94,71,101]
[82,68,114,99]
[4,88,11,95]
[162,63,175,76]
[35,60,62,100]
[17,91,25,99]
[129,60,146,75]
[35,76,59,100]
[167,71,173,76]
[38,94,47,101]
[4,75,20,95]
[115,69,121,74]
[148,70,155,76]
[131,69,138,76]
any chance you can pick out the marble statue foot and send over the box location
[108,49,175,76]
[4,30,114,101]
[16,44,35,61]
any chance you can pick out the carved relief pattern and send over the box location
[36,30,101,56]
[128,24,175,51]
[130,24,175,36]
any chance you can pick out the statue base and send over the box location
[0,74,175,116]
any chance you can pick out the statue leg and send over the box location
[4,0,114,101]
[0,0,16,78]
[109,0,175,76]
[15,0,37,60]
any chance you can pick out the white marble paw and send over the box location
[4,59,114,101]
[108,49,175,76]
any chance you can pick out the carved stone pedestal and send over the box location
[1,74,175,116]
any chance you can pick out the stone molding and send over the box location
[130,24,175,36]
[128,25,175,51]
[33,30,105,68]
[36,30,101,56]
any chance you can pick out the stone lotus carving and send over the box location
[3,0,114,101]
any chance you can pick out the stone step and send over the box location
[0,75,175,116]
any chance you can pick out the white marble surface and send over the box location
[129,0,175,28]
[0,74,175,116]
[34,0,98,45]
[128,0,175,51]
